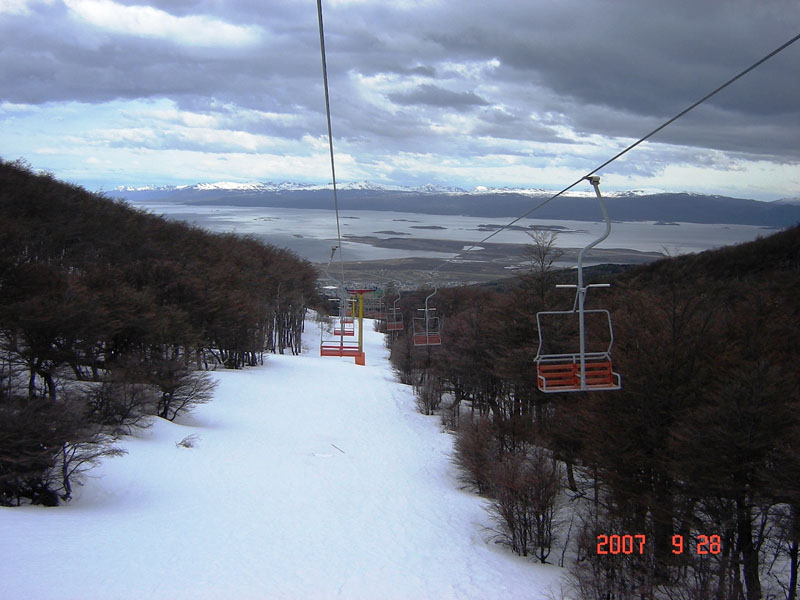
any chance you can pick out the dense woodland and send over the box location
[388,226,800,600]
[0,159,321,506]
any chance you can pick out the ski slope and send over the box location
[0,316,565,599]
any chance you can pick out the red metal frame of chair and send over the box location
[413,332,441,346]
[535,351,621,392]
[387,316,404,331]
[412,316,441,347]
[320,340,362,357]
[333,318,355,336]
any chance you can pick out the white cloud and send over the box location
[439,58,501,80]
[63,0,261,47]
[605,158,800,200]
[0,101,41,114]
[328,0,441,7]
[0,0,53,16]
[134,106,221,129]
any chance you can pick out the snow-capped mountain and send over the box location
[114,180,666,197]
[116,181,479,195]
[112,181,800,227]
[115,181,326,193]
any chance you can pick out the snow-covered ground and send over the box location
[0,317,566,599]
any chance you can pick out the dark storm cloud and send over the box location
[5,1,796,119]
[0,0,319,108]
[422,0,799,117]
[471,107,572,144]
[387,84,490,110]
[1,0,798,189]
[414,0,799,157]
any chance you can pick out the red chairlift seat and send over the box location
[536,356,620,393]
[333,317,355,336]
[413,330,442,346]
[387,309,404,331]
[534,306,621,393]
[412,314,441,346]
[537,360,616,389]
[320,339,362,357]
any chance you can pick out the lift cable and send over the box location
[316,0,347,287]
[434,30,800,274]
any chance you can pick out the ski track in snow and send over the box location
[0,317,566,599]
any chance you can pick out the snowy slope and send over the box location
[0,318,565,600]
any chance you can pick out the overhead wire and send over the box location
[316,0,347,288]
[434,31,800,274]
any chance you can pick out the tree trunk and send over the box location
[43,371,56,399]
[788,504,799,600]
[61,444,73,501]
[737,497,762,600]
[565,460,577,492]
[28,365,37,398]
[652,475,675,570]
[788,538,798,600]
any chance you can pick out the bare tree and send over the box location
[487,445,561,562]
[452,416,497,494]
[148,357,218,422]
[523,229,564,303]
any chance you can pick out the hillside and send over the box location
[0,159,321,507]
[384,224,800,599]
[615,223,800,285]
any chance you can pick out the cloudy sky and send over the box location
[1,0,798,200]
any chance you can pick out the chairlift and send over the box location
[319,247,364,359]
[328,295,354,336]
[344,296,357,317]
[320,338,362,357]
[387,291,404,331]
[413,287,442,346]
[534,176,621,393]
[333,316,355,336]
[363,294,388,319]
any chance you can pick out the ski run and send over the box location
[1,314,565,599]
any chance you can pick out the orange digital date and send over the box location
[596,534,647,555]
[672,534,722,555]
[596,534,722,555]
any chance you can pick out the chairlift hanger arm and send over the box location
[578,177,612,270]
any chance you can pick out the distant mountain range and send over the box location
[113,182,800,227]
